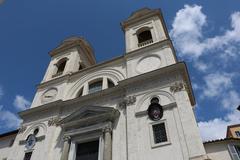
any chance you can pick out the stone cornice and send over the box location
[19,62,195,119]
[37,39,174,89]
[125,39,173,59]
[49,39,96,65]
[121,8,160,30]
[119,62,195,106]
[37,55,124,89]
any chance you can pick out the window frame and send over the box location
[235,131,240,137]
[52,57,69,78]
[228,144,240,160]
[148,119,171,148]
[68,132,104,160]
[23,151,33,160]
[88,79,103,94]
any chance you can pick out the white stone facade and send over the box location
[0,8,214,160]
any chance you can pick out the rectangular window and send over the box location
[76,140,99,160]
[235,145,240,158]
[152,123,168,144]
[235,131,240,137]
[23,152,32,160]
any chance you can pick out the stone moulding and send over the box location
[119,96,136,109]
[48,117,61,126]
[170,82,185,93]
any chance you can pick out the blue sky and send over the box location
[0,0,239,141]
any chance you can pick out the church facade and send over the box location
[1,8,238,160]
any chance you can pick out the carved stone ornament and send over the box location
[18,125,27,134]
[63,136,71,142]
[48,117,60,126]
[170,82,185,93]
[119,96,136,108]
[102,126,112,133]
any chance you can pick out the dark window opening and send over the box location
[137,30,152,44]
[89,80,103,94]
[76,140,99,160]
[235,145,240,158]
[107,79,115,88]
[79,63,85,71]
[34,128,39,136]
[235,131,240,137]
[152,123,167,144]
[79,65,83,70]
[57,60,66,74]
[24,152,32,160]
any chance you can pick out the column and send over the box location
[103,128,112,160]
[60,136,71,160]
[102,76,108,90]
[82,83,89,95]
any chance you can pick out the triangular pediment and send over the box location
[59,106,119,128]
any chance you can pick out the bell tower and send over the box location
[121,8,170,53]
[42,37,96,82]
[121,8,177,78]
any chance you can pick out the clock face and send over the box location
[25,134,36,150]
[41,88,58,103]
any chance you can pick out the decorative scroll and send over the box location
[63,136,71,142]
[170,82,185,93]
[48,117,60,126]
[119,96,136,109]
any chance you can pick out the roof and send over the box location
[121,8,162,29]
[226,123,240,138]
[0,129,18,139]
[126,8,154,21]
[203,137,240,144]
[49,36,96,65]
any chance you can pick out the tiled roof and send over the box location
[203,137,240,144]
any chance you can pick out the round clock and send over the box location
[25,134,36,150]
[41,88,58,103]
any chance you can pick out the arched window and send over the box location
[57,60,66,74]
[137,28,153,47]
[89,79,103,94]
[107,79,115,88]
[53,58,68,77]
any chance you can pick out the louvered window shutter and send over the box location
[228,144,240,160]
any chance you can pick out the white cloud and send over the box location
[202,72,233,98]
[170,5,240,62]
[171,5,240,141]
[170,4,206,59]
[0,105,21,129]
[13,95,31,111]
[193,61,208,72]
[198,90,240,141]
[198,111,240,141]
[221,90,240,110]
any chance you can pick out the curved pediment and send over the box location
[59,106,120,129]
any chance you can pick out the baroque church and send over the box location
[0,8,240,160]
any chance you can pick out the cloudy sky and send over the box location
[0,1,239,141]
